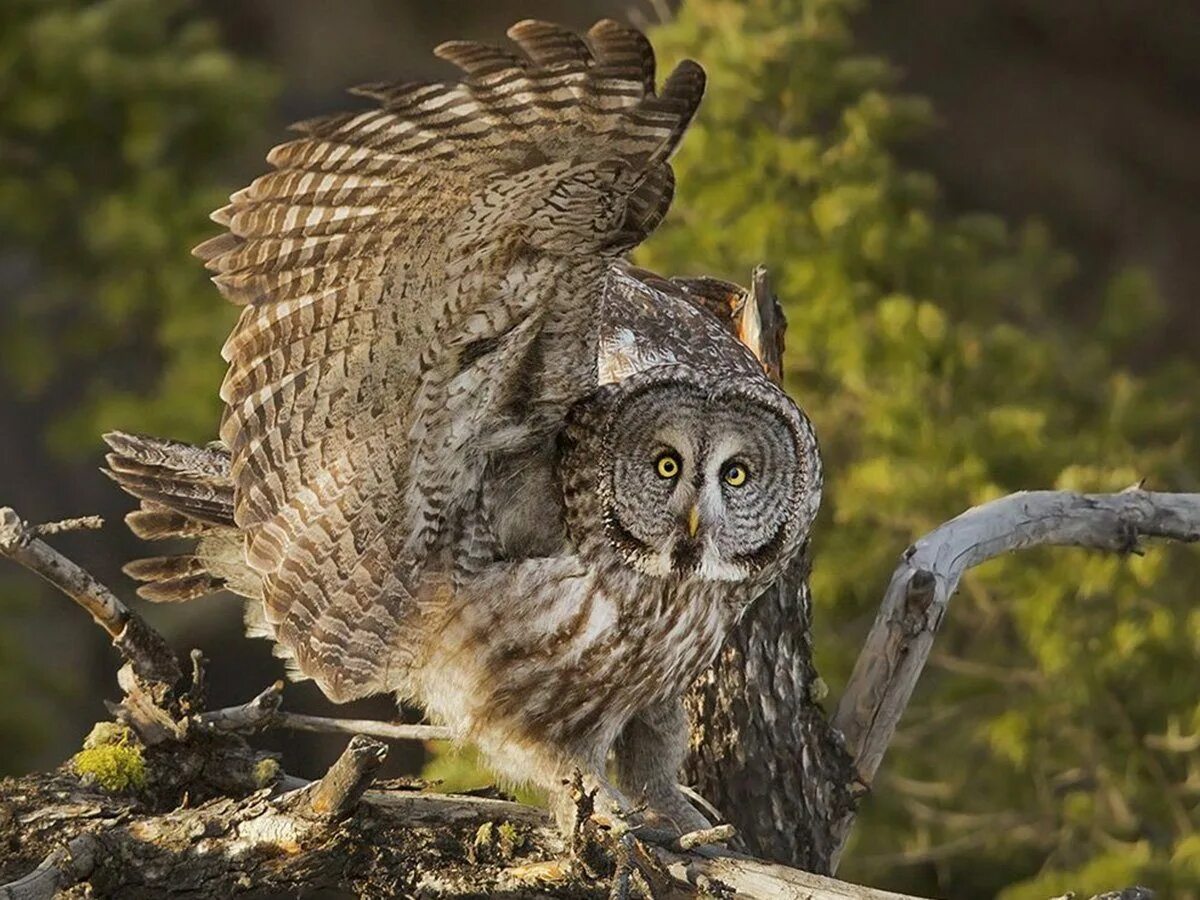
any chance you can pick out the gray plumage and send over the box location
[104,19,822,833]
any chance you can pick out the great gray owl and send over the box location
[103,19,821,833]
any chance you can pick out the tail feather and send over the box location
[125,506,217,541]
[102,432,247,603]
[103,430,231,477]
[122,554,209,582]
[130,570,226,604]
[105,431,298,677]
[102,432,234,528]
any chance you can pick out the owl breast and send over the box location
[415,562,746,761]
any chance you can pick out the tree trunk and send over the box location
[684,547,856,873]
[681,268,857,873]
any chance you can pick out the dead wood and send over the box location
[829,488,1200,868]
[1,495,1179,900]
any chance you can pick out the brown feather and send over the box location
[190,21,706,701]
[135,572,225,604]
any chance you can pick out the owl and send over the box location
[103,20,821,833]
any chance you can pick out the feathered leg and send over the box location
[613,699,712,833]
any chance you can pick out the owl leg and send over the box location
[613,699,713,834]
[472,731,632,835]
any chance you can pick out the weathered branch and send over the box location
[197,679,285,731]
[198,679,453,742]
[830,488,1200,866]
[0,507,180,690]
[296,734,388,819]
[0,835,99,900]
[660,845,930,899]
[273,711,454,743]
[0,494,1169,898]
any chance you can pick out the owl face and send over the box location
[584,373,819,584]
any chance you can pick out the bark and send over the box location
[683,269,855,873]
[3,482,1187,898]
[683,548,855,873]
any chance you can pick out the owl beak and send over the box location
[686,504,701,538]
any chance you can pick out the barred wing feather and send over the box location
[192,20,704,700]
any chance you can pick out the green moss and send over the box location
[253,757,281,788]
[496,821,523,857]
[72,741,146,792]
[473,820,524,861]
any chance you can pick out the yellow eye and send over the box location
[656,453,680,479]
[723,463,748,487]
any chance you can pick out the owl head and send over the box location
[561,367,820,588]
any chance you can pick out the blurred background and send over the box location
[1,0,1198,896]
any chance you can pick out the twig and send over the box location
[197,680,284,731]
[29,515,103,537]
[198,682,453,743]
[0,506,180,689]
[0,834,100,900]
[185,649,207,709]
[274,711,453,743]
[297,735,388,820]
[676,823,737,851]
[829,488,1200,869]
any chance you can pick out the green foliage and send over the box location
[0,0,272,778]
[643,1,1199,896]
[422,744,545,808]
[0,0,274,450]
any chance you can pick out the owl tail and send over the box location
[101,432,259,604]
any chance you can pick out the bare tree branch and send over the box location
[0,834,99,900]
[198,680,454,742]
[0,493,1169,898]
[0,507,180,690]
[830,488,1200,867]
[196,680,285,731]
[273,711,454,743]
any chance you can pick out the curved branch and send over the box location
[0,834,100,900]
[830,488,1200,866]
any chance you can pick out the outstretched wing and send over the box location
[193,20,704,700]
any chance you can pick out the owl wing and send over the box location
[193,20,704,700]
